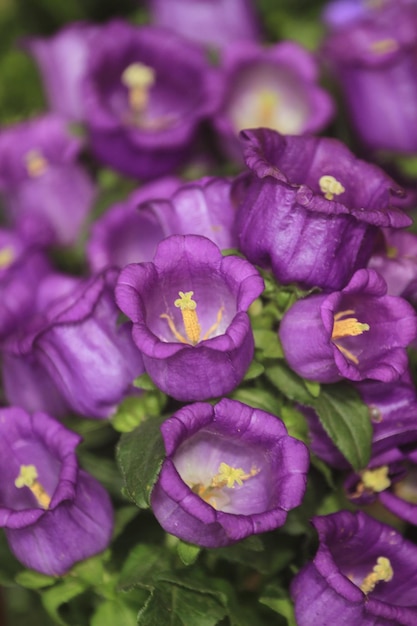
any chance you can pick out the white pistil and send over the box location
[319,175,345,200]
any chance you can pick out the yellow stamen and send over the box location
[15,464,51,509]
[370,38,399,55]
[25,150,48,177]
[331,309,370,365]
[359,557,393,595]
[190,462,259,509]
[257,89,279,128]
[161,291,223,346]
[121,62,155,114]
[386,245,398,259]
[319,175,345,200]
[0,245,15,269]
[361,466,391,492]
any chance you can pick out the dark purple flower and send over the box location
[322,1,417,153]
[279,268,417,383]
[151,398,309,547]
[291,511,417,625]
[213,41,334,160]
[0,115,95,246]
[148,0,261,50]
[1,269,144,419]
[87,177,181,272]
[0,228,51,340]
[143,177,239,250]
[0,406,113,576]
[22,22,99,122]
[235,129,410,290]
[115,234,264,401]
[82,21,219,179]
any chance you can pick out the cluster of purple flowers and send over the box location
[2,0,417,623]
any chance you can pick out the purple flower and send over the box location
[368,229,417,299]
[0,115,95,246]
[87,177,181,272]
[1,269,144,419]
[142,177,239,251]
[213,41,334,160]
[22,22,99,122]
[0,406,113,576]
[322,1,417,153]
[115,235,264,401]
[0,228,51,340]
[148,0,261,50]
[279,268,417,383]
[151,398,309,547]
[235,129,410,290]
[82,21,219,179]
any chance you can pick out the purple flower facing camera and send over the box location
[235,129,410,290]
[115,234,264,401]
[279,268,417,383]
[291,511,417,625]
[151,398,309,547]
[0,407,113,576]
[82,21,219,179]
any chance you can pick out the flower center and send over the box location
[256,89,280,128]
[359,557,393,595]
[370,38,398,55]
[189,462,259,510]
[15,464,51,509]
[319,175,345,200]
[122,62,155,117]
[0,245,15,269]
[352,465,391,498]
[25,150,48,177]
[331,309,370,365]
[160,291,224,346]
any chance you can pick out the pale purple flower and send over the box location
[0,406,113,576]
[0,114,95,246]
[292,511,417,625]
[279,268,417,383]
[23,22,99,121]
[115,234,264,401]
[151,398,309,547]
[213,41,334,160]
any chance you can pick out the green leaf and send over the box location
[15,569,57,589]
[280,405,309,443]
[311,382,372,471]
[243,360,265,381]
[260,585,296,626]
[137,581,227,626]
[230,387,281,415]
[116,415,167,509]
[112,506,139,540]
[132,373,159,391]
[177,541,201,566]
[91,599,138,626]
[41,579,87,626]
[265,362,313,404]
[303,380,321,398]
[118,544,172,591]
[111,390,167,433]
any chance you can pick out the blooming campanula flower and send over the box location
[23,22,99,121]
[213,41,334,160]
[291,511,417,625]
[0,407,113,576]
[87,176,181,272]
[0,114,95,246]
[151,398,309,547]
[148,0,261,51]
[368,229,417,299]
[322,0,417,153]
[235,129,411,290]
[1,269,144,419]
[82,21,219,179]
[115,234,264,401]
[279,268,417,383]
